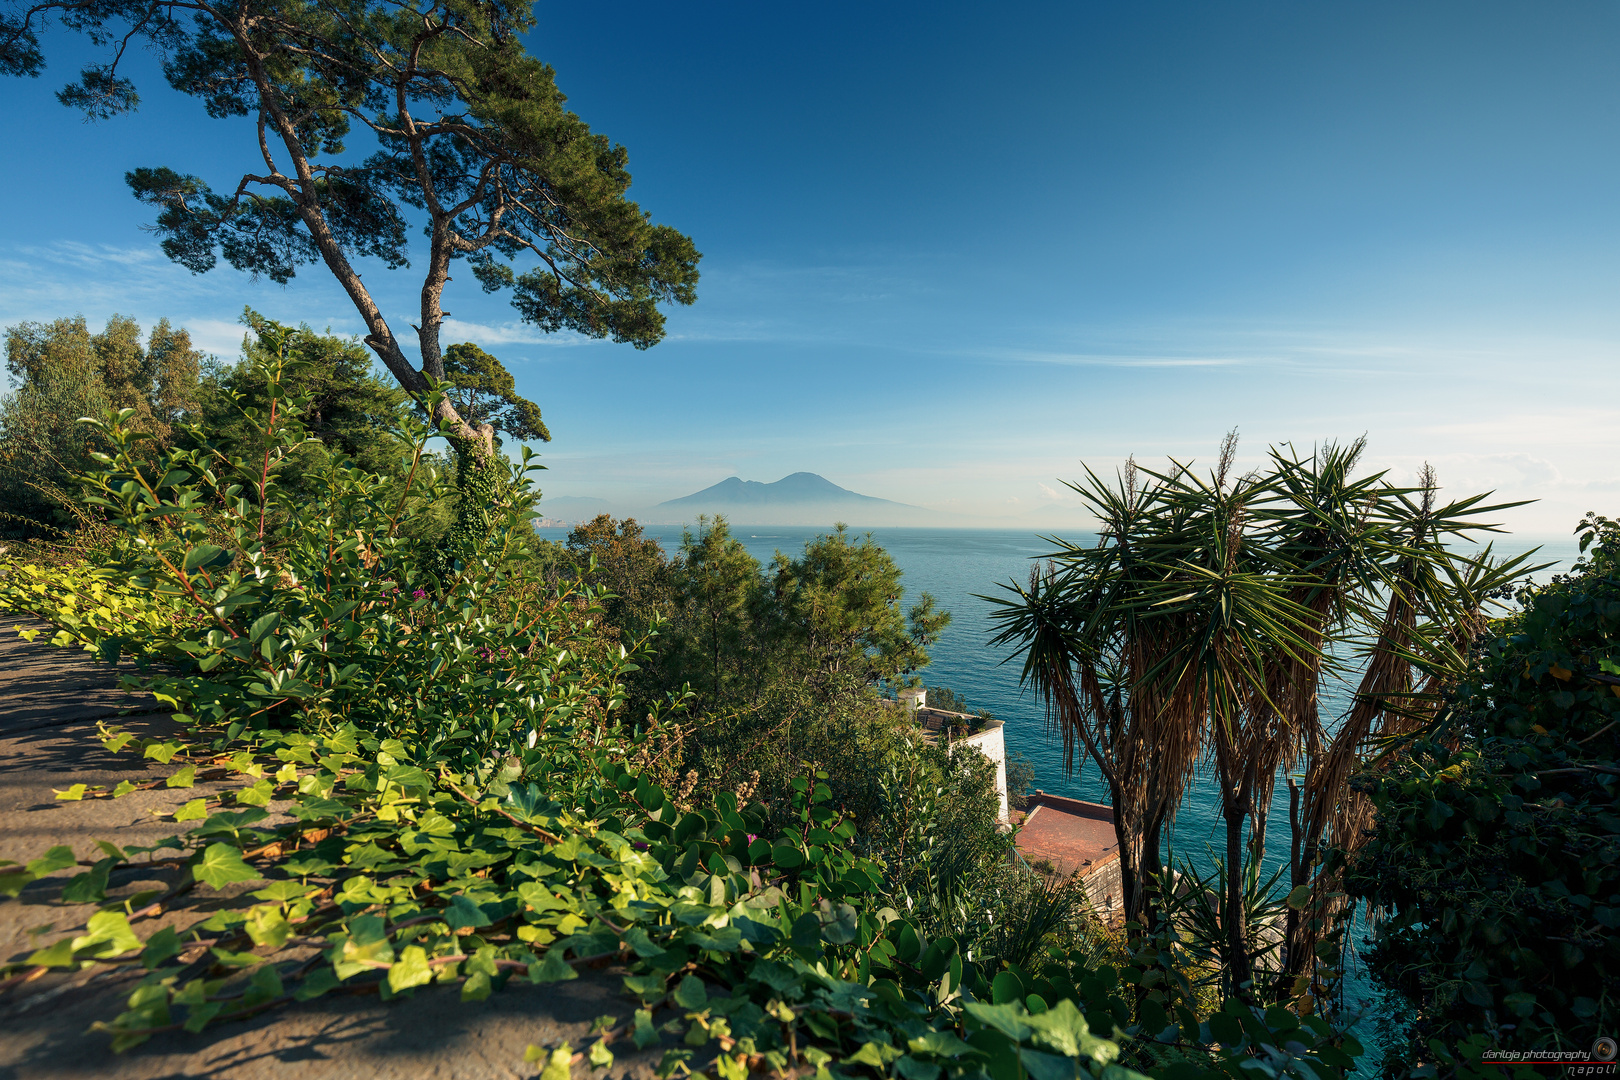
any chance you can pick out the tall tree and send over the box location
[190,309,411,494]
[564,514,670,641]
[988,437,1534,1001]
[670,516,769,704]
[770,523,949,694]
[0,314,201,535]
[0,0,699,475]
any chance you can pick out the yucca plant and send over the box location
[987,432,1540,1008]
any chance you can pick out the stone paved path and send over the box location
[0,626,687,1079]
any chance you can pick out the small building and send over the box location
[896,690,1122,918]
[1013,791,1123,918]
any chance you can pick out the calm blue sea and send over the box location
[536,520,1580,1056]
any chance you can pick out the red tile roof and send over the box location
[1015,792,1119,877]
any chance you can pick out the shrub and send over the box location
[1348,513,1620,1073]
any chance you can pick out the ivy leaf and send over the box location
[747,960,801,994]
[530,949,578,984]
[24,847,76,876]
[505,783,549,821]
[61,858,114,904]
[443,893,492,930]
[141,926,184,968]
[631,1008,658,1049]
[194,843,259,889]
[335,916,394,979]
[70,910,140,958]
[387,945,434,993]
[847,1042,905,1067]
[895,1057,943,1080]
[235,778,276,807]
[174,798,208,822]
[0,869,36,898]
[1019,1048,1081,1080]
[623,926,662,958]
[252,880,315,903]
[194,808,269,837]
[539,1044,573,1080]
[672,974,707,1010]
[908,1031,978,1058]
[293,967,341,1002]
[27,938,76,968]
[166,765,197,789]
[143,741,183,764]
[623,974,665,1001]
[963,1001,1033,1042]
[246,908,292,949]
[281,854,336,876]
[1024,1000,1116,1063]
[243,963,284,1008]
[462,969,493,1002]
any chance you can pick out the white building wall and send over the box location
[953,720,1008,823]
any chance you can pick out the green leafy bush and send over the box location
[1348,513,1620,1072]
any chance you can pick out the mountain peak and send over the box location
[660,472,906,509]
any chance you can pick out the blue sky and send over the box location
[3,1,1617,532]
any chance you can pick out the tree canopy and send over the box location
[187,309,412,495]
[1,0,700,456]
[1348,512,1620,1065]
[441,342,547,445]
[0,313,201,535]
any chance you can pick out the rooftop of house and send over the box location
[1014,791,1118,877]
[913,707,1002,746]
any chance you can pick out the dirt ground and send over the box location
[0,625,689,1079]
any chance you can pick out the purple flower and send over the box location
[412,588,428,600]
[747,834,759,843]
[632,841,650,851]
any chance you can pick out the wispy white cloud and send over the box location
[180,318,255,358]
[14,241,165,270]
[440,318,594,350]
[996,349,1248,368]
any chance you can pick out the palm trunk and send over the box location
[1223,806,1252,997]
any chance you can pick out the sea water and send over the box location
[536,521,1580,1060]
